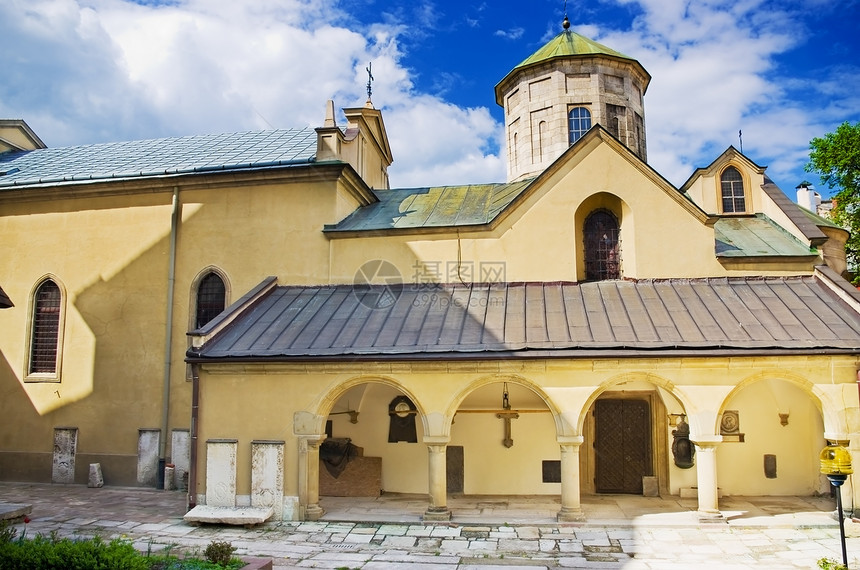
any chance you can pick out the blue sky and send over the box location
[1,0,858,198]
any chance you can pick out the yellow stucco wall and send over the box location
[193,354,860,506]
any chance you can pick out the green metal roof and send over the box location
[515,30,633,68]
[715,215,816,258]
[325,180,533,233]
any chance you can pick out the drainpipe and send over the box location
[188,363,200,510]
[159,186,180,489]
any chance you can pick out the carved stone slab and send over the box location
[183,505,273,526]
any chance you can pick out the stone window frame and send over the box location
[24,275,66,383]
[190,266,231,331]
[568,106,592,145]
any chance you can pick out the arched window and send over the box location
[568,107,592,145]
[584,210,621,281]
[720,166,745,213]
[29,279,61,374]
[195,272,226,329]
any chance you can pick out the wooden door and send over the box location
[594,399,652,494]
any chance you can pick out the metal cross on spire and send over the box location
[366,62,374,102]
[563,0,571,30]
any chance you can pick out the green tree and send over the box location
[806,121,860,270]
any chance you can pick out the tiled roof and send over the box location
[0,128,318,189]
[715,215,816,258]
[188,275,860,361]
[326,180,532,232]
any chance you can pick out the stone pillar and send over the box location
[691,435,723,521]
[558,437,585,522]
[424,442,451,521]
[300,436,324,521]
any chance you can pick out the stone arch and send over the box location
[445,373,564,438]
[576,371,692,434]
[715,369,828,434]
[300,374,428,436]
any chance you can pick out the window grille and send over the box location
[584,211,621,280]
[30,280,60,374]
[196,272,226,329]
[721,166,745,213]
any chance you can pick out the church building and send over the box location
[1,17,859,523]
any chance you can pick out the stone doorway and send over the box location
[594,398,652,493]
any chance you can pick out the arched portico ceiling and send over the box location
[717,370,840,435]
[304,374,428,435]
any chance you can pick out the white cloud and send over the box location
[0,0,855,195]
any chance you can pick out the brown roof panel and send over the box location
[188,276,860,361]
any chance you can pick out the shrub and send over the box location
[203,540,237,566]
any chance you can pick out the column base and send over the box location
[697,510,725,523]
[557,507,585,522]
[422,507,451,522]
[305,504,324,521]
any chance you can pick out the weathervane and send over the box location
[366,62,374,102]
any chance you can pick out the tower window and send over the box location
[720,166,745,213]
[195,272,226,329]
[584,210,620,281]
[29,279,61,375]
[568,107,592,145]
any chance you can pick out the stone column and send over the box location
[305,437,324,520]
[558,436,585,522]
[691,435,723,521]
[424,441,451,521]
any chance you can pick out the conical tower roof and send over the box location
[495,28,651,105]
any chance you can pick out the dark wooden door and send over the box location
[594,399,652,494]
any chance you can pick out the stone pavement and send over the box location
[1,482,858,569]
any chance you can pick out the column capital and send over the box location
[423,436,450,446]
[690,434,722,447]
[557,435,584,446]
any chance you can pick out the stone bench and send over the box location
[183,505,273,527]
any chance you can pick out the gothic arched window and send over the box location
[29,279,61,375]
[720,166,745,213]
[568,107,592,145]
[195,272,226,329]
[584,210,621,281]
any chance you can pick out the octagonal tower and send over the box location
[495,18,651,182]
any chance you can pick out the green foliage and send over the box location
[0,532,150,570]
[203,540,237,566]
[806,121,860,268]
[0,525,243,570]
[818,557,848,570]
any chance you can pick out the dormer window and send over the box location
[720,166,745,213]
[568,107,592,145]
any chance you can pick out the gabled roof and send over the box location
[326,126,711,236]
[188,273,860,362]
[0,128,318,190]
